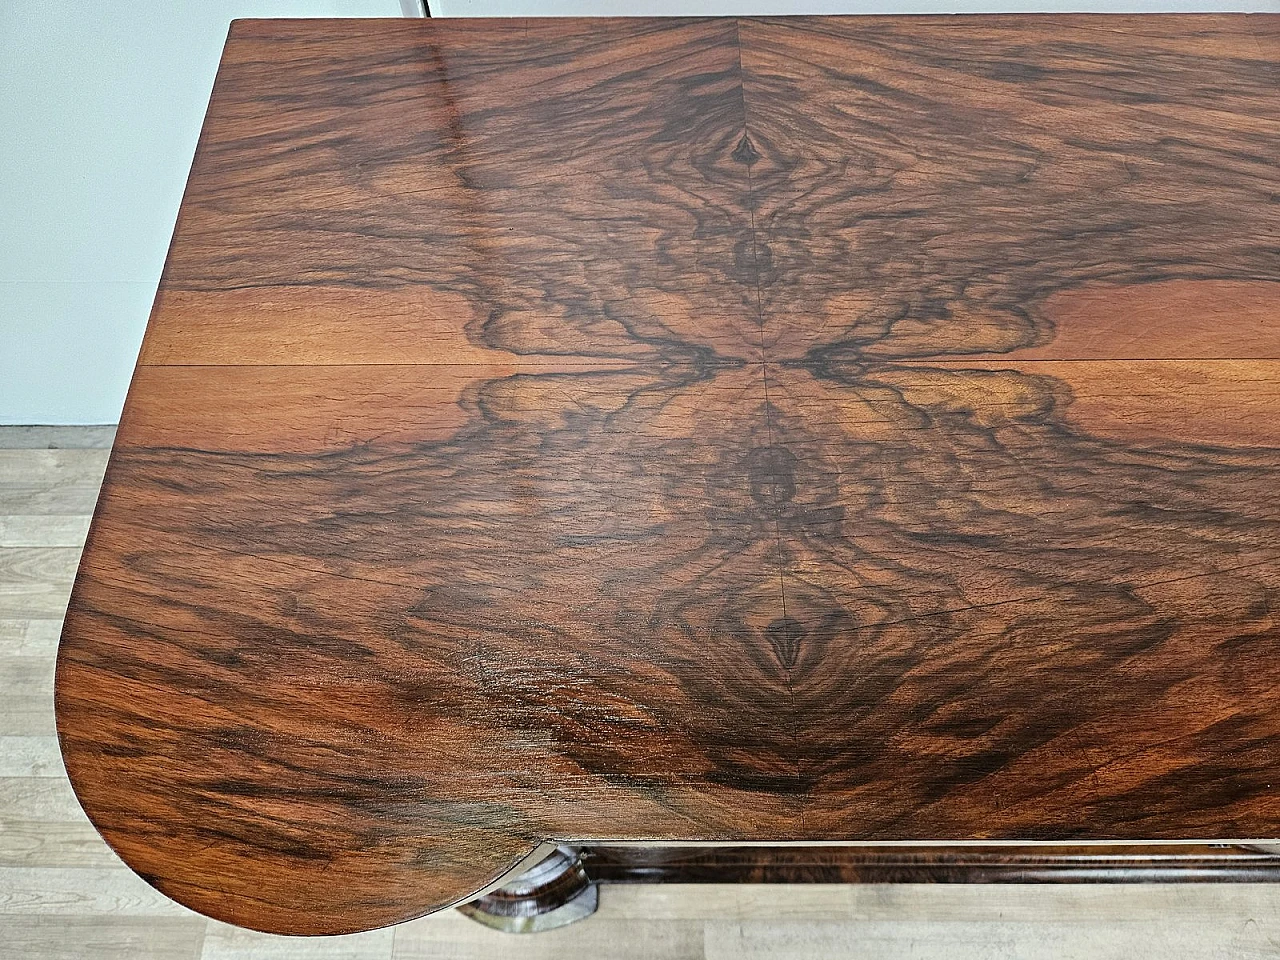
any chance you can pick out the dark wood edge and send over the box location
[583,845,1280,884]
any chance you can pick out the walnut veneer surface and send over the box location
[56,14,1280,935]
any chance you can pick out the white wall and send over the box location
[1,0,1275,423]
[0,0,402,425]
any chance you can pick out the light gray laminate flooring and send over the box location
[2,425,1279,959]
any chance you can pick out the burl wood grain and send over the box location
[57,15,1280,935]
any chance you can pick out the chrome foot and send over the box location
[457,845,598,933]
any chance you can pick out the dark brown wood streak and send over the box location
[56,15,1280,936]
[584,844,1280,884]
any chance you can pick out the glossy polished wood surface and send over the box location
[57,14,1280,936]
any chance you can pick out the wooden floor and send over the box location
[4,426,1280,959]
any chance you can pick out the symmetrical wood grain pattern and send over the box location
[57,14,1280,936]
[13,434,1280,960]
